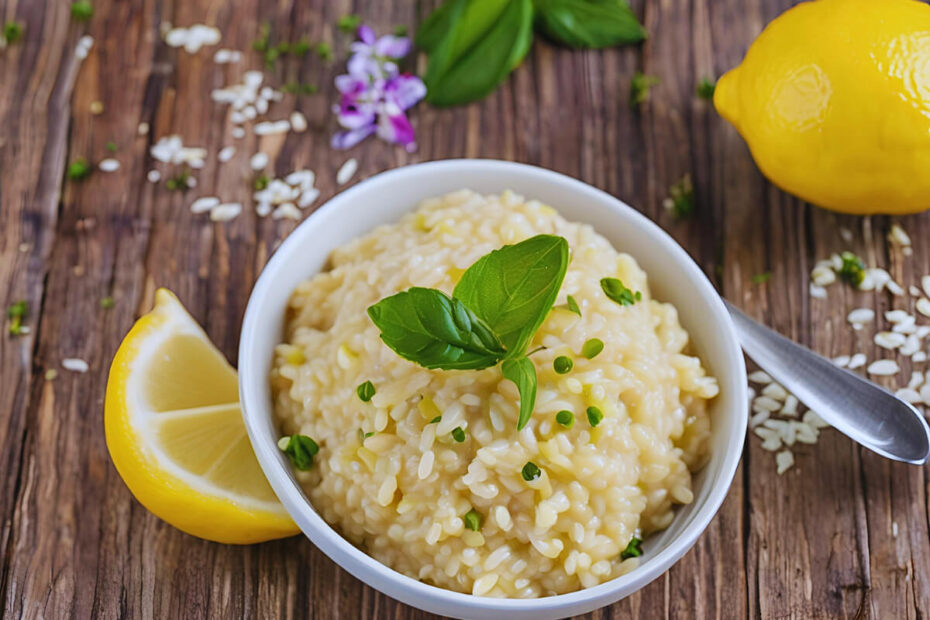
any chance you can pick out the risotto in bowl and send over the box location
[239,160,746,619]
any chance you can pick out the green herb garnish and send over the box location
[100,296,115,309]
[253,22,271,52]
[751,272,772,284]
[586,405,604,427]
[67,158,92,181]
[696,77,716,100]
[556,409,574,428]
[166,168,192,191]
[71,1,94,21]
[429,415,442,424]
[368,235,569,430]
[338,15,362,33]
[839,251,865,287]
[292,37,311,56]
[7,300,28,336]
[3,21,24,45]
[253,174,270,191]
[630,72,659,107]
[451,426,466,442]
[316,42,333,61]
[664,174,694,219]
[463,508,483,531]
[356,380,376,402]
[600,277,641,307]
[582,338,604,359]
[279,434,319,470]
[553,356,573,374]
[418,0,645,107]
[620,536,643,559]
[566,294,581,316]
[521,461,541,481]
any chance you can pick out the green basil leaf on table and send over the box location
[424,0,535,106]
[367,287,506,370]
[533,0,646,48]
[501,356,538,430]
[453,234,569,358]
[416,0,511,55]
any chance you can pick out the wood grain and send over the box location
[1,0,929,617]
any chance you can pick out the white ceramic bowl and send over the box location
[239,159,746,619]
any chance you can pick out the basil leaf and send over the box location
[425,0,535,106]
[533,0,646,48]
[454,234,569,358]
[502,357,538,430]
[416,0,511,56]
[367,287,506,370]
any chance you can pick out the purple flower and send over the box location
[332,25,425,152]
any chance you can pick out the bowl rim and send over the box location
[239,159,747,616]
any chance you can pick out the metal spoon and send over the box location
[725,300,930,465]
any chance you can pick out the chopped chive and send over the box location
[620,536,643,559]
[280,434,319,470]
[451,426,466,442]
[586,406,604,427]
[839,251,865,287]
[67,158,92,181]
[99,296,115,309]
[556,410,574,428]
[566,295,581,317]
[581,338,604,359]
[358,428,375,442]
[71,1,94,22]
[253,173,270,190]
[463,508,483,531]
[664,174,694,219]
[429,415,441,424]
[316,42,333,61]
[553,355,573,374]
[600,278,641,307]
[751,272,772,284]
[7,300,27,336]
[3,21,24,45]
[356,380,376,402]
[337,14,362,33]
[696,77,716,100]
[292,37,311,56]
[252,22,270,52]
[521,461,541,482]
[630,72,659,107]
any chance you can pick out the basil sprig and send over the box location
[418,0,646,106]
[366,287,505,370]
[367,235,569,430]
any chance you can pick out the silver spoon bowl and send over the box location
[726,301,930,465]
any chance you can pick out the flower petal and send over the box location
[358,25,376,46]
[374,35,411,59]
[384,74,427,110]
[332,124,376,150]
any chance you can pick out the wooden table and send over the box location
[2,0,928,617]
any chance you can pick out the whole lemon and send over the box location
[715,0,930,215]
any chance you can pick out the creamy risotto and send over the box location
[271,190,718,597]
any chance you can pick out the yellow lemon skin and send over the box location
[105,289,298,544]
[715,0,930,215]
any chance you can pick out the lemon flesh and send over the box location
[714,0,930,215]
[105,289,298,544]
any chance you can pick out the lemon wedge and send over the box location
[105,289,298,544]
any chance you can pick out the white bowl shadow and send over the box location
[238,159,747,620]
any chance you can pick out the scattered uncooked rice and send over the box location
[271,190,719,597]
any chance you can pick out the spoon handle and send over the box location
[724,300,930,464]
